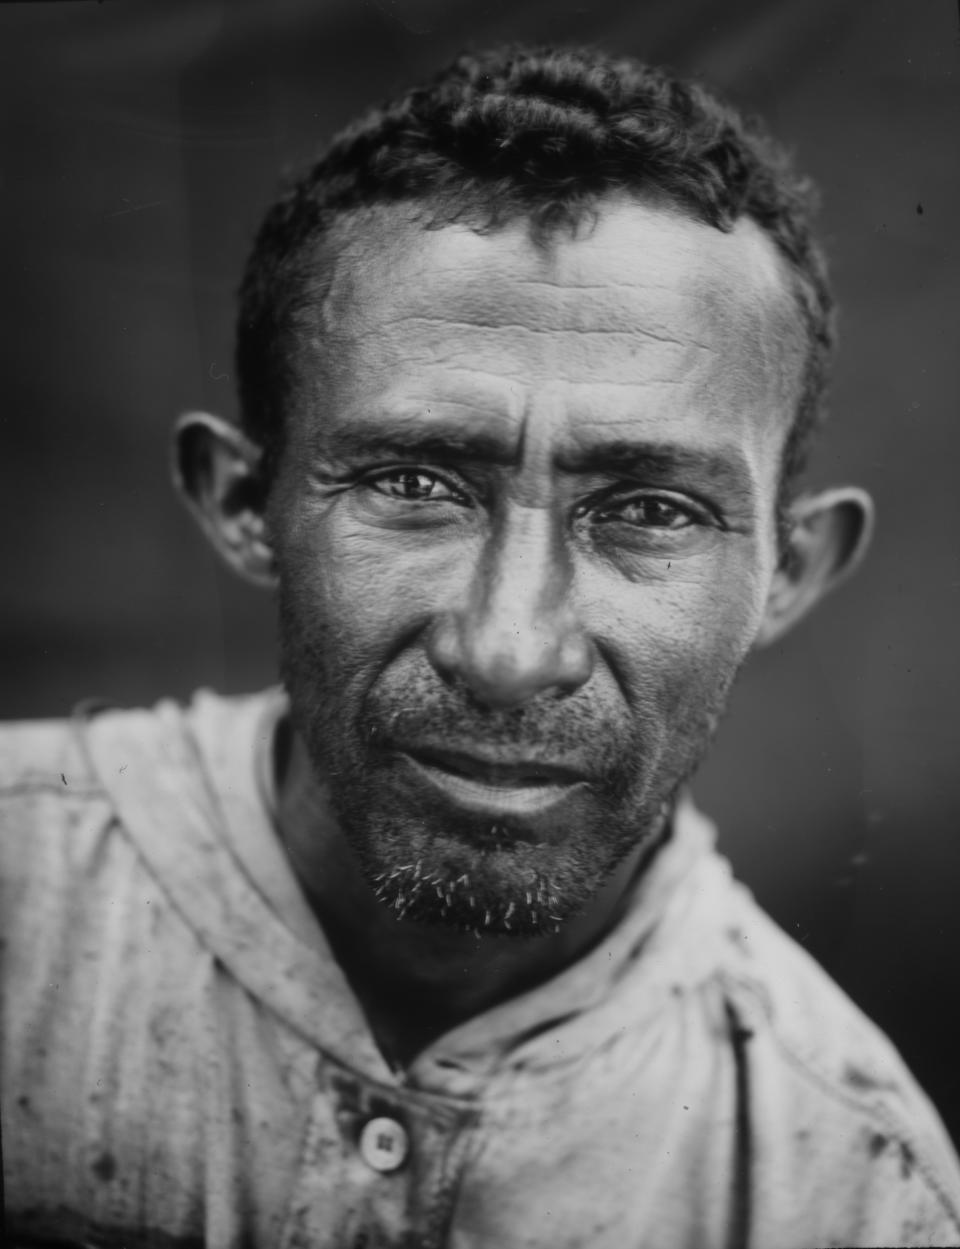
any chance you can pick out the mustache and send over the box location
[360,682,639,779]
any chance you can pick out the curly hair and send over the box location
[236,45,834,503]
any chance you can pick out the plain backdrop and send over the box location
[2,0,959,1145]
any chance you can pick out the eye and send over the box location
[591,492,702,530]
[367,468,461,503]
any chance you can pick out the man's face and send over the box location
[269,198,806,934]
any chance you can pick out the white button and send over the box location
[359,1116,409,1173]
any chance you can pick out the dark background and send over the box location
[2,0,959,1145]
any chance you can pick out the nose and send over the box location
[426,505,594,711]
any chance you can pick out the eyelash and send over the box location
[363,467,715,530]
[580,491,710,531]
[365,467,468,504]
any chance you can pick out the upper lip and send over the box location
[398,744,590,786]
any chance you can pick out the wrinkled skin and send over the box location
[268,197,806,937]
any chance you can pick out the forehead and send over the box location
[304,198,806,469]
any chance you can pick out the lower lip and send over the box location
[402,755,583,816]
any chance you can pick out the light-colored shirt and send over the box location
[2,689,959,1248]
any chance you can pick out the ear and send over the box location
[171,411,276,588]
[755,486,874,648]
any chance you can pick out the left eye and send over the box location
[593,494,699,529]
[368,470,458,502]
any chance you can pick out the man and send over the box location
[2,43,958,1248]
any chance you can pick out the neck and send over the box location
[274,721,664,1067]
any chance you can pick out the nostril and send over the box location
[426,608,594,711]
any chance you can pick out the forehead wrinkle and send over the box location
[367,244,723,335]
[340,316,719,393]
[344,316,715,355]
[369,367,528,409]
[392,354,707,393]
[389,270,711,335]
[323,318,720,398]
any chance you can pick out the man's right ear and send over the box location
[172,411,276,588]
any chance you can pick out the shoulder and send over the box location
[0,689,271,877]
[717,879,960,1244]
[0,688,278,787]
[0,708,101,792]
[0,710,111,885]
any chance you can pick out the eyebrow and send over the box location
[323,417,755,497]
[555,439,755,496]
[323,415,518,466]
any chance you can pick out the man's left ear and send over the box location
[755,486,874,647]
[172,410,276,588]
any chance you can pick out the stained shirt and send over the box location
[2,689,959,1249]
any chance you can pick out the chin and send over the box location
[362,840,594,936]
[331,777,662,937]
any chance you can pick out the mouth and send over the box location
[397,745,589,816]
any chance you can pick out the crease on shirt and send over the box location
[723,996,755,1249]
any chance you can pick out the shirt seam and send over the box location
[0,779,107,799]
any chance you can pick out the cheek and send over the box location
[276,511,456,675]
[583,560,768,717]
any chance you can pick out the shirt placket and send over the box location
[280,1057,480,1249]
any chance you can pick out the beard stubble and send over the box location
[276,588,740,937]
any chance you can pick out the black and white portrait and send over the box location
[2,3,958,1246]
